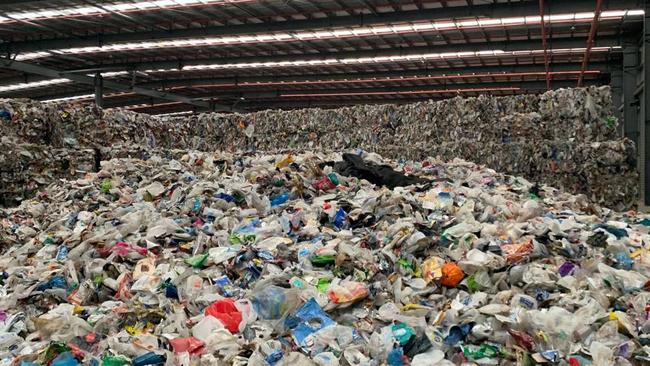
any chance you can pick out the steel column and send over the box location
[624,41,639,146]
[637,0,650,206]
[611,65,623,135]
[94,72,103,108]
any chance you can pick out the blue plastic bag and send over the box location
[271,192,290,207]
[333,208,347,229]
[285,298,336,348]
[51,352,79,366]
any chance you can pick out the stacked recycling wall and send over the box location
[0,86,638,209]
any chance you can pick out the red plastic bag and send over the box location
[169,336,204,355]
[204,299,242,333]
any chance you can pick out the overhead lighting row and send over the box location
[0,47,613,95]
[0,0,252,23]
[154,110,196,116]
[0,71,129,93]
[15,9,643,61]
[171,47,613,72]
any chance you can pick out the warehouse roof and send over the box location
[0,0,644,114]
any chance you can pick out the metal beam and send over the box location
[64,36,622,74]
[0,0,51,7]
[203,80,601,99]
[577,0,605,86]
[137,63,612,89]
[644,1,650,205]
[101,80,601,109]
[0,0,641,54]
[539,0,551,89]
[0,59,240,112]
[21,62,611,101]
[2,61,612,90]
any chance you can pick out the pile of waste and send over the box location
[1,150,649,365]
[0,86,638,209]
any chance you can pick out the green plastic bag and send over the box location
[101,355,131,366]
[316,278,331,293]
[185,253,209,268]
[311,255,335,267]
[461,343,500,359]
[100,179,113,194]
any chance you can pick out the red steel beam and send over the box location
[280,87,522,98]
[56,70,601,102]
[577,0,605,86]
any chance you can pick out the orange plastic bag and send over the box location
[327,281,369,304]
[440,262,465,287]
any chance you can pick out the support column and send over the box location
[94,72,104,108]
[637,0,650,206]
[624,42,639,146]
[611,65,623,136]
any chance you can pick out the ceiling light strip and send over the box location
[0,49,613,94]
[0,0,254,24]
[14,9,642,61]
[171,70,600,89]
[170,47,612,72]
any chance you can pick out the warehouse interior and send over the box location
[2,1,650,365]
[0,1,647,187]
[0,0,638,112]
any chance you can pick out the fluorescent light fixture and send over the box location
[13,9,643,61]
[0,0,253,24]
[0,71,129,94]
[2,47,609,93]
[0,78,71,93]
[165,47,609,72]
[125,101,182,110]
[42,93,94,103]
[155,110,195,116]
[0,45,614,95]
